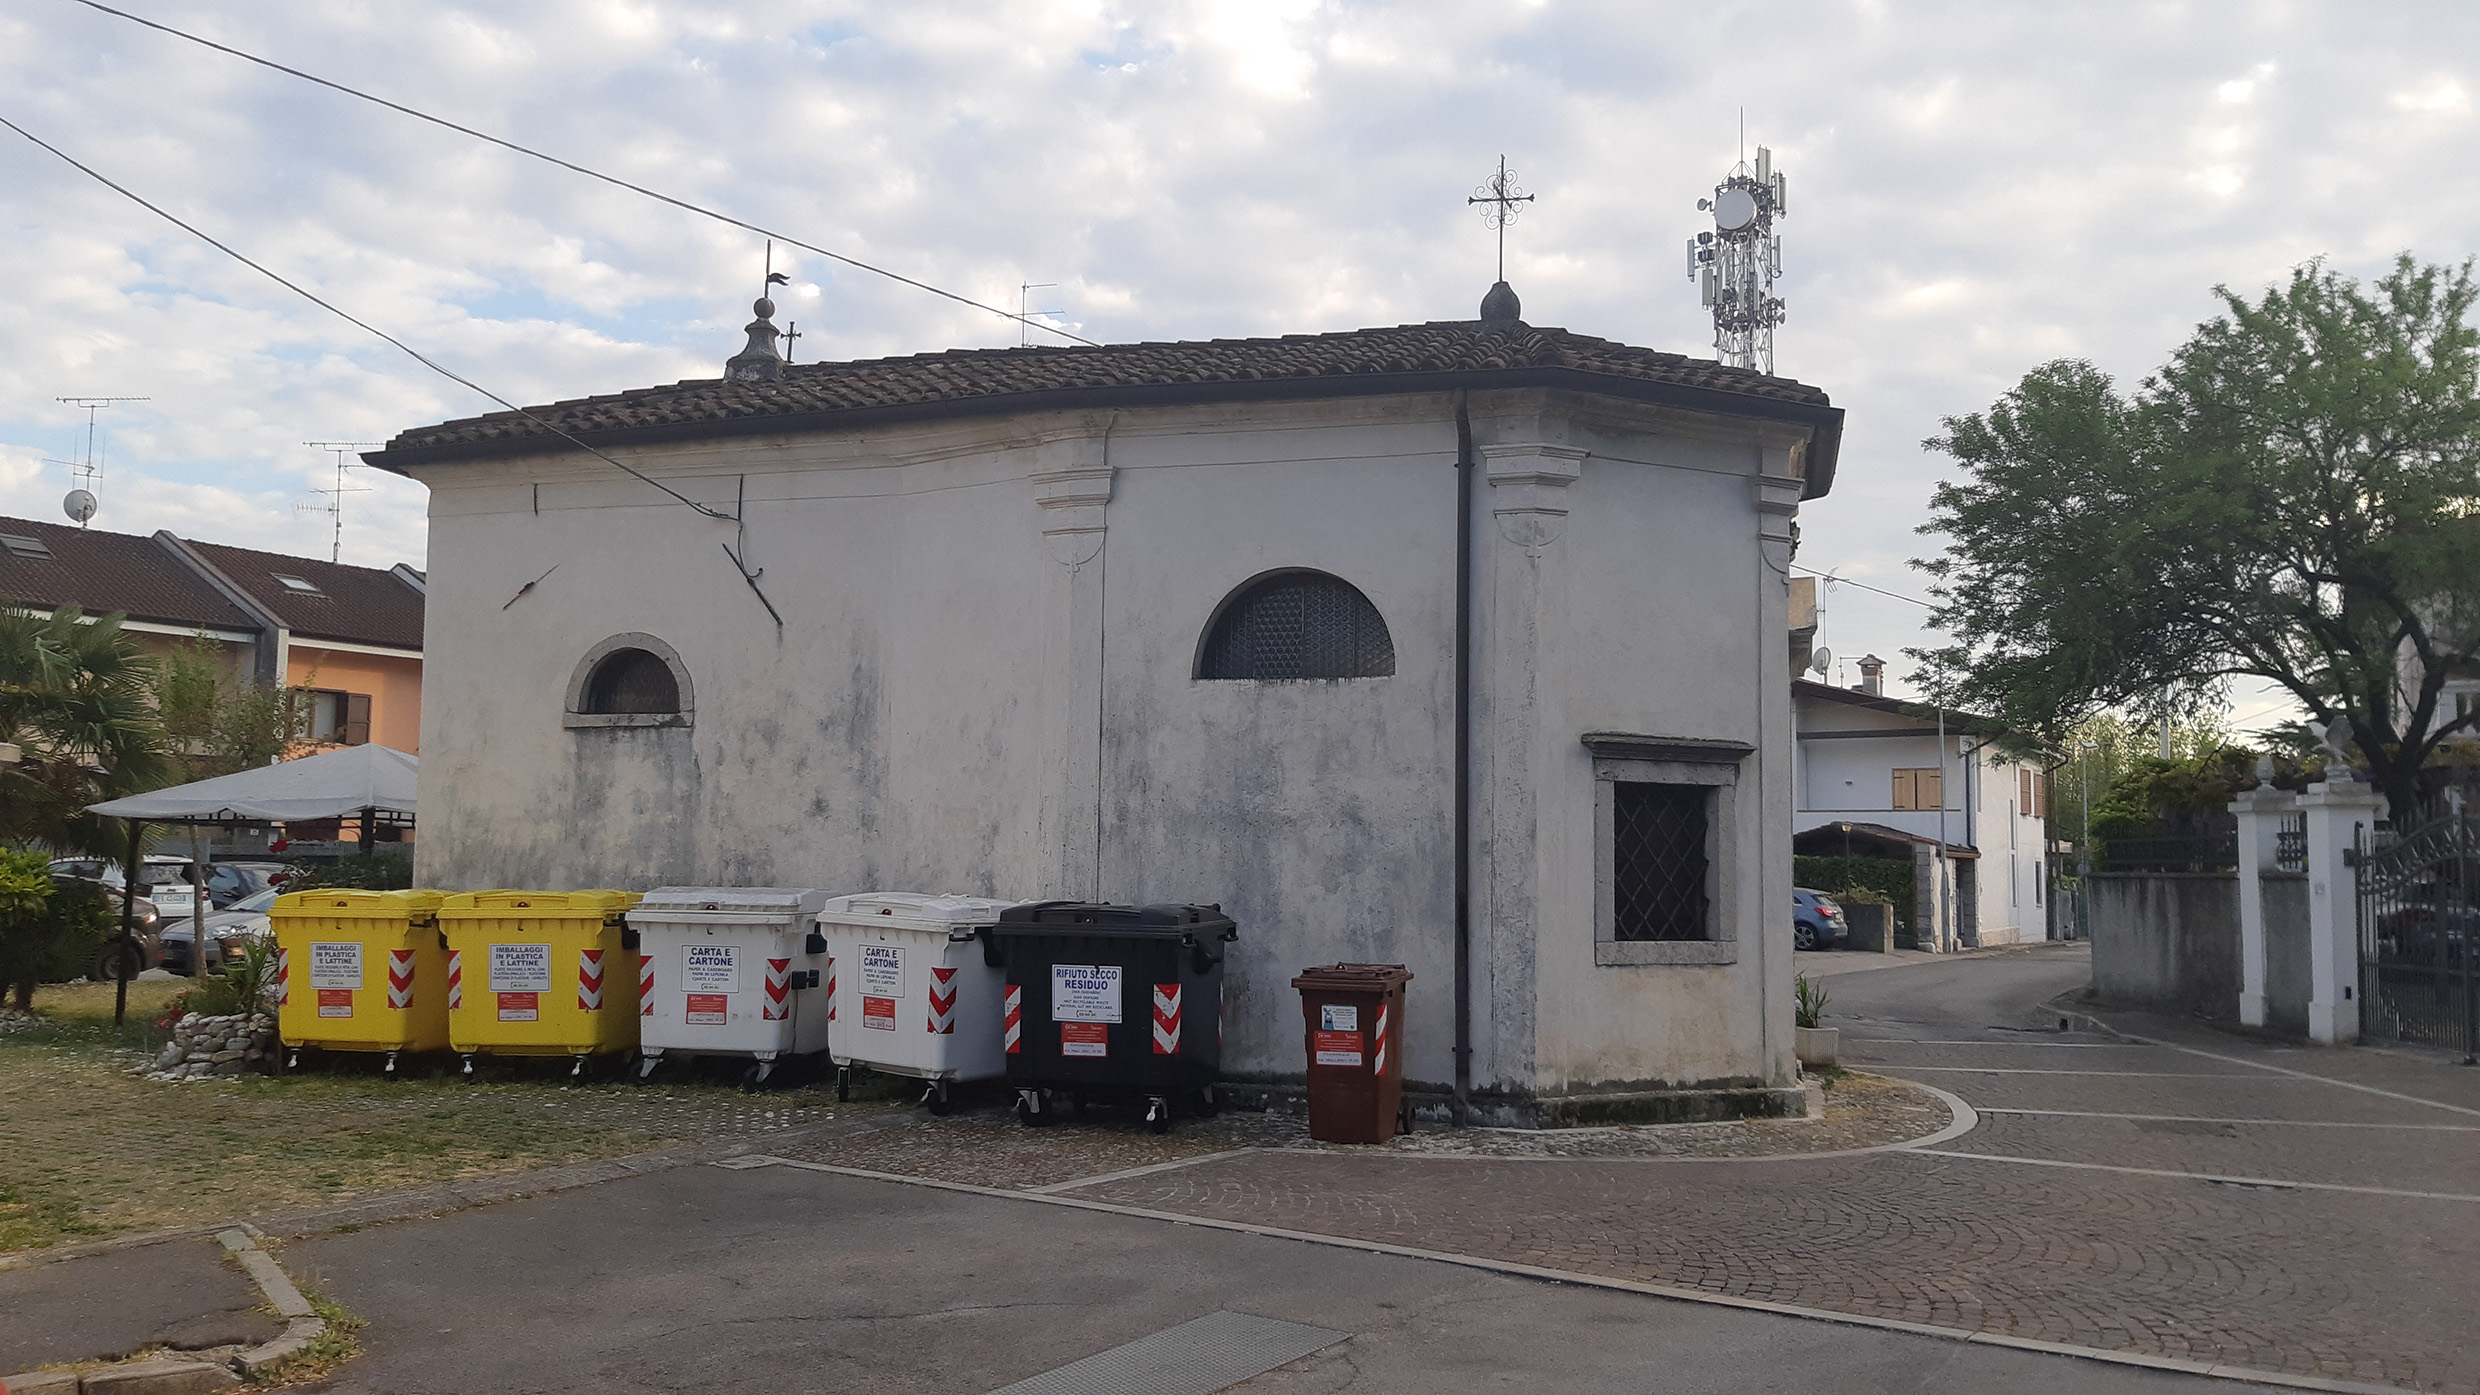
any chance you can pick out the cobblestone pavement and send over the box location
[1026,947,2479,1393]
[765,1073,1953,1187]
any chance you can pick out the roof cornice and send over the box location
[368,361,1845,500]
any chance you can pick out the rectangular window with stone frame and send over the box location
[1583,734,1750,966]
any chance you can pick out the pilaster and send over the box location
[2297,777,2384,1045]
[1028,420,1116,899]
[2230,777,2294,1028]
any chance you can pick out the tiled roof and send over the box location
[373,320,1842,491]
[0,517,255,631]
[183,541,425,651]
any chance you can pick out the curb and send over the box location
[728,1152,2416,1395]
[215,1229,323,1376]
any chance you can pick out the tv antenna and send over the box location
[1468,155,1535,285]
[301,441,380,562]
[1686,131,1788,374]
[53,396,147,526]
[1018,282,1061,348]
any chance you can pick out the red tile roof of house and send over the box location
[0,517,256,631]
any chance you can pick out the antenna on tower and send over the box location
[1018,283,1061,348]
[301,442,380,563]
[1685,135,1788,375]
[54,396,147,526]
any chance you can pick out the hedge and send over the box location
[1793,855,1917,935]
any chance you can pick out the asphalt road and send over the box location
[286,1162,2288,1395]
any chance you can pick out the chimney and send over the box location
[1855,654,1884,696]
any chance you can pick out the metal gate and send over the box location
[2355,806,2480,1061]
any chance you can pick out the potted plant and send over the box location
[1794,973,1837,1067]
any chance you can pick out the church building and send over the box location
[371,282,1844,1123]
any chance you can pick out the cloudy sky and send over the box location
[2,1,2474,720]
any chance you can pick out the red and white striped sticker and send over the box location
[386,949,415,1010]
[638,952,655,1017]
[1152,983,1181,1055]
[825,955,836,1021]
[275,948,290,1007]
[927,966,958,1034]
[763,957,792,1021]
[445,949,463,1010]
[1373,1002,1390,1076]
[577,949,605,1011]
[1003,983,1021,1054]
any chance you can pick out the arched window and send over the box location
[564,633,692,728]
[582,649,679,714]
[1196,570,1396,679]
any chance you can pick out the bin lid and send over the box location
[1291,962,1414,991]
[271,888,445,919]
[992,901,1237,939]
[817,892,1024,932]
[436,889,642,920]
[635,886,832,921]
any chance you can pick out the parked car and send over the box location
[61,882,163,981]
[201,861,301,909]
[1793,887,1848,951]
[2375,881,2480,966]
[50,855,205,919]
[162,886,282,975]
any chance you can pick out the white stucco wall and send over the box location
[405,387,1815,1104]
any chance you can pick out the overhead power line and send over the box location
[68,0,1100,347]
[1792,565,1938,611]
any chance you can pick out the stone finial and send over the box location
[1478,280,1524,329]
[724,296,785,383]
[2255,753,2276,783]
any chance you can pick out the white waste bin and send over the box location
[817,892,1022,1113]
[631,886,832,1087]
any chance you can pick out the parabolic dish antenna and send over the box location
[1713,186,1758,231]
[1810,646,1832,677]
[62,489,97,524]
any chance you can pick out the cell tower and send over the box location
[1686,139,1788,375]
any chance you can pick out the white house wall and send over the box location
[407,390,1808,1100]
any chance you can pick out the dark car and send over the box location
[2375,881,2480,966]
[1793,887,1847,951]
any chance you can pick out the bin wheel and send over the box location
[1195,1084,1221,1118]
[382,1051,400,1080]
[1016,1089,1049,1127]
[924,1080,952,1116]
[1145,1097,1170,1135]
[741,1060,776,1093]
[459,1055,476,1081]
[835,1066,851,1103]
[633,1056,660,1086]
[284,1048,302,1073]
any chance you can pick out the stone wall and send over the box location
[2089,871,2311,1030]
[150,1012,277,1079]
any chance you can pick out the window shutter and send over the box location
[1891,770,1914,810]
[342,693,372,746]
[1922,767,1943,809]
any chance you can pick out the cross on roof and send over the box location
[1468,155,1535,284]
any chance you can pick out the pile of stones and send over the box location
[151,1011,278,1079]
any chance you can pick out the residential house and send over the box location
[0,516,425,753]
[1791,657,2050,948]
[373,285,1845,1122]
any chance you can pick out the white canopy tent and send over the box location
[89,744,417,827]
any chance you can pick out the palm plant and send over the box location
[0,604,168,855]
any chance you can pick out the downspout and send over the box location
[1452,392,1475,1124]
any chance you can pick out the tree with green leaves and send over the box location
[152,637,311,782]
[0,604,168,854]
[1914,256,2480,818]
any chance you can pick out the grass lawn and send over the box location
[0,979,864,1255]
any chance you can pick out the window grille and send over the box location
[1611,781,1710,941]
[1197,571,1394,679]
[582,648,681,715]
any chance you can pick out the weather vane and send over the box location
[1469,156,1534,285]
[1686,130,1788,375]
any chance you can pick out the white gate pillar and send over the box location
[2297,776,2385,1045]
[2229,771,2296,1029]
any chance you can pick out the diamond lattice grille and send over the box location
[1199,572,1396,679]
[1612,782,1709,941]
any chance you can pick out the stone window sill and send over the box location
[563,712,691,730]
[1596,940,1737,966]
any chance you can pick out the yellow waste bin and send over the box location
[440,889,643,1076]
[271,889,450,1075]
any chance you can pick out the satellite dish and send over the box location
[62,489,97,525]
[1810,646,1832,677]
[1713,186,1758,231]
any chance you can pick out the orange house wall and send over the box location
[287,645,422,753]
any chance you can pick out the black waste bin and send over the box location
[987,901,1237,1133]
